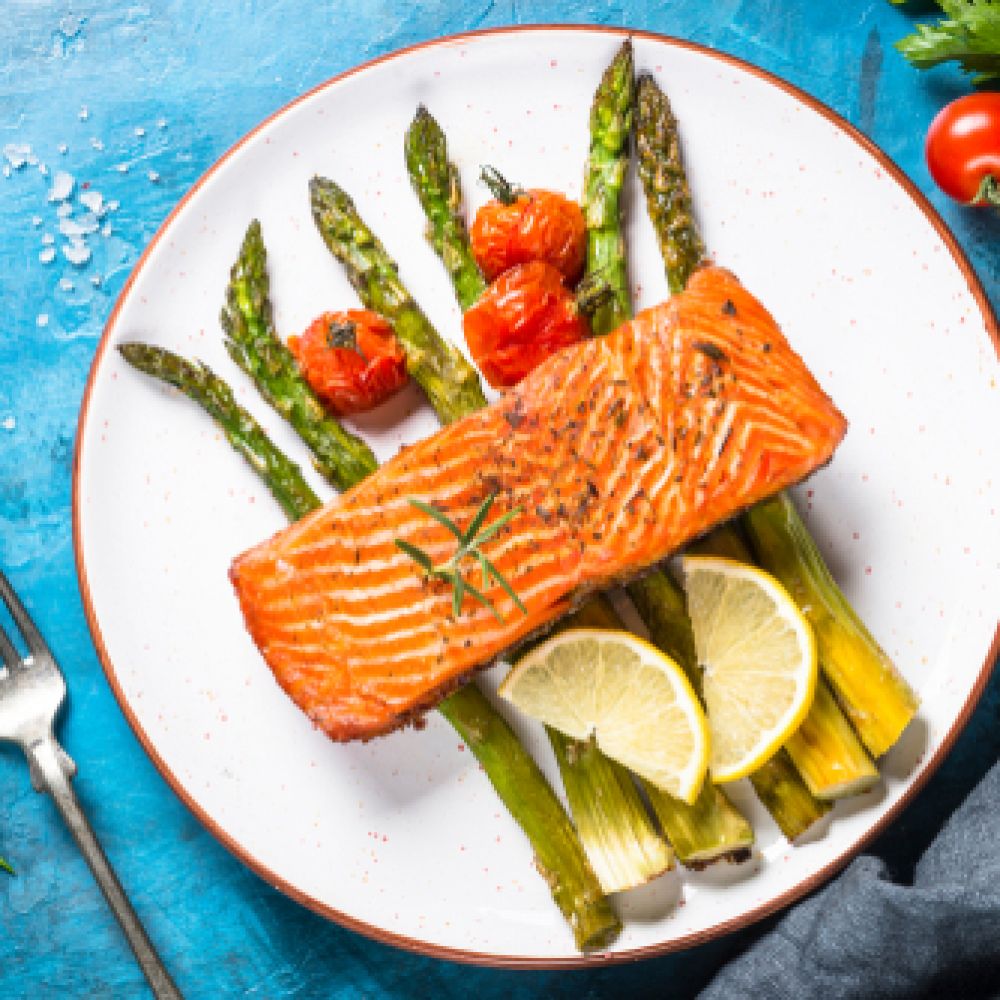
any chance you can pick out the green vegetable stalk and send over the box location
[220,221,378,491]
[636,70,916,759]
[582,39,635,336]
[310,178,486,425]
[122,340,618,951]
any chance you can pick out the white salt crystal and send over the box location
[38,163,48,176]
[156,118,167,129]
[39,247,56,263]
[62,242,91,266]
[134,127,146,137]
[90,137,104,151]
[3,143,32,169]
[60,14,83,37]
[79,106,89,121]
[56,203,72,218]
[48,170,74,201]
[59,214,99,237]
[101,223,112,237]
[80,190,104,215]
[115,163,129,173]
[31,216,42,227]
[90,275,102,287]
[36,314,49,327]
[58,143,68,155]
[105,199,120,213]
[3,165,10,178]
[42,233,55,245]
[59,278,74,292]
[147,170,160,182]
[1,416,15,432]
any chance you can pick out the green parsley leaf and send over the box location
[895,0,1000,85]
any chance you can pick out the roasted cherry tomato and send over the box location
[470,170,586,283]
[288,310,408,414]
[926,93,1000,207]
[462,261,589,389]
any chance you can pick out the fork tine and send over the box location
[0,570,50,661]
[0,620,19,669]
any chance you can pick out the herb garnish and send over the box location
[0,856,13,876]
[395,491,527,623]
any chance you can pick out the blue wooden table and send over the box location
[2,3,997,997]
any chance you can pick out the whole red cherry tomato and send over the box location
[463,261,590,389]
[925,93,1000,207]
[288,310,409,415]
[470,169,586,283]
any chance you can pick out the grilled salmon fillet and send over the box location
[231,266,846,740]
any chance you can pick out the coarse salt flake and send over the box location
[37,314,49,327]
[90,137,104,151]
[79,106,89,121]
[1,417,15,432]
[56,203,72,218]
[80,190,104,214]
[42,233,55,245]
[39,247,56,264]
[48,170,74,202]
[147,170,160,182]
[59,278,74,292]
[62,242,91,266]
[134,127,146,137]
[3,143,32,169]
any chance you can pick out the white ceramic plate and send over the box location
[74,27,999,965]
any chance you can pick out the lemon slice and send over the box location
[499,629,709,803]
[680,555,817,783]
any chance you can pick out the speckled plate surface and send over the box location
[73,27,999,965]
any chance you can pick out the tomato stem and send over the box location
[973,174,1000,208]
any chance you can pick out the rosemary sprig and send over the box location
[395,491,527,622]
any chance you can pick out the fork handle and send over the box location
[27,736,184,1000]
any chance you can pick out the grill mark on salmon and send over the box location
[231,267,847,740]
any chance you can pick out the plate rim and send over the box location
[71,23,1000,969]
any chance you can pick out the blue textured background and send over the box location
[1,3,997,997]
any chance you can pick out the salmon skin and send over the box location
[231,267,846,740]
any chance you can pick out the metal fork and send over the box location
[0,570,182,999]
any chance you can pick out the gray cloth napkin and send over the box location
[700,759,1000,999]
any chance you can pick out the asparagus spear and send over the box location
[630,72,840,837]
[310,178,485,425]
[404,105,487,313]
[635,71,918,761]
[220,221,377,491]
[744,495,919,758]
[121,341,618,951]
[118,343,321,520]
[582,39,635,337]
[690,523,879,803]
[635,73,706,294]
